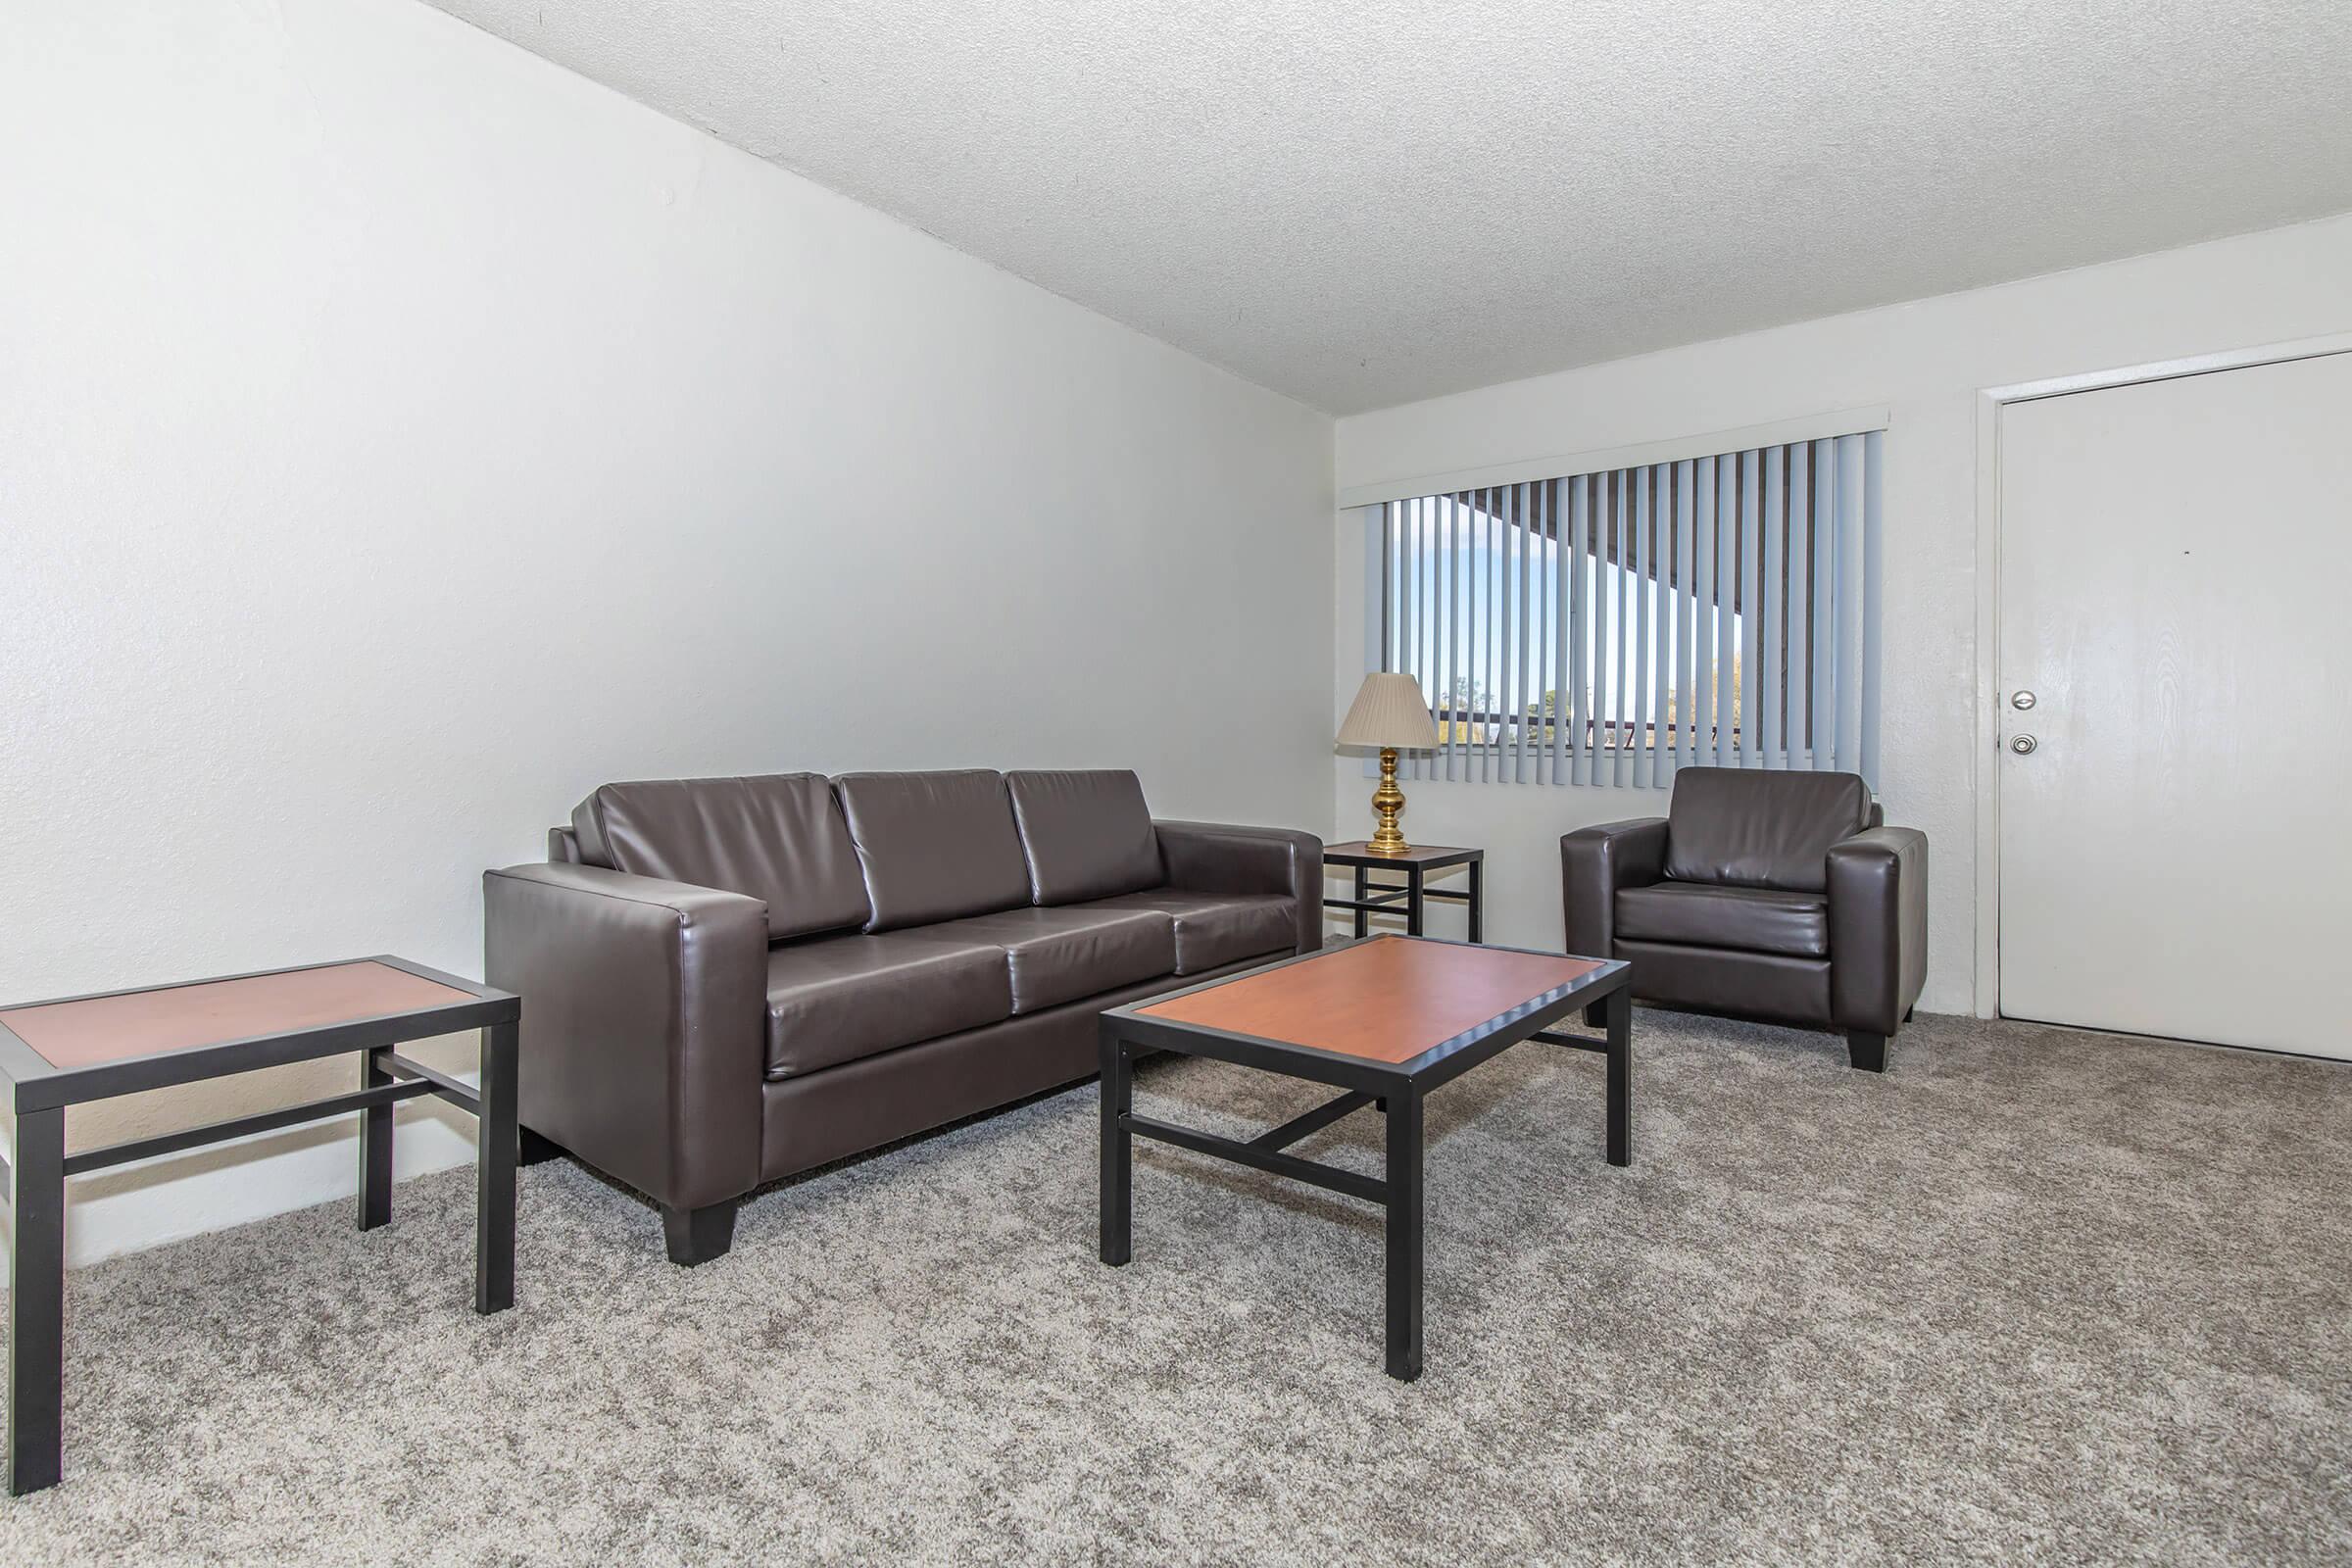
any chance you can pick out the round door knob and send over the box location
[2012,690,2037,710]
[2010,734,2037,756]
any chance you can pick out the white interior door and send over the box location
[1997,351,2352,1057]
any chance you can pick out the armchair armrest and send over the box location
[1560,817,1668,957]
[483,862,768,1212]
[1826,826,1929,1035]
[1153,820,1325,954]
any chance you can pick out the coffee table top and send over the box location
[1133,935,1614,1066]
[0,956,514,1110]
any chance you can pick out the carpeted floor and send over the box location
[2,1008,2348,1565]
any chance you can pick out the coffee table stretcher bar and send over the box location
[0,956,519,1495]
[1097,935,1631,1381]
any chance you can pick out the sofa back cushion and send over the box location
[1004,770,1162,905]
[571,774,870,939]
[833,770,1032,931]
[1662,766,1872,893]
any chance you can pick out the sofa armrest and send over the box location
[1560,818,1668,957]
[1153,820,1325,954]
[483,862,768,1212]
[1826,826,1929,1035]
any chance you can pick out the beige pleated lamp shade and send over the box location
[1337,672,1442,750]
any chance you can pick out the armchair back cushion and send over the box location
[1662,767,1873,892]
[571,774,869,940]
[1004,769,1163,905]
[834,770,1033,931]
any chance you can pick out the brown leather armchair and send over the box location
[1561,767,1927,1070]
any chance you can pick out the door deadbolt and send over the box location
[2012,690,2037,710]
[2010,734,2037,755]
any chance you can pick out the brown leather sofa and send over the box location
[1560,767,1927,1071]
[484,768,1320,1263]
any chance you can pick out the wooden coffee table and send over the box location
[1097,934,1631,1380]
[0,956,519,1494]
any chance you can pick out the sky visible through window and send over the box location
[1386,508,1741,750]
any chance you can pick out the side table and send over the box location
[0,956,518,1494]
[1323,841,1484,942]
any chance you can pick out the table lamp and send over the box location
[1337,672,1443,856]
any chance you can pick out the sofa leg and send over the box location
[518,1127,565,1167]
[662,1200,739,1267]
[1583,1002,1608,1029]
[1845,1031,1888,1073]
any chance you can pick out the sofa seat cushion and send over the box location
[1614,882,1829,959]
[928,906,1175,1014]
[1080,888,1296,975]
[764,931,1012,1079]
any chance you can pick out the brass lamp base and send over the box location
[1366,746,1411,856]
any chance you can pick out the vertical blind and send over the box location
[1370,430,1882,789]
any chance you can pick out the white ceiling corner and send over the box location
[422,0,2352,415]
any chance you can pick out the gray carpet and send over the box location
[3,1008,2348,1565]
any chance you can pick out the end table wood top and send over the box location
[1323,841,1483,868]
[1137,935,1607,1064]
[0,960,477,1070]
[0,956,514,1113]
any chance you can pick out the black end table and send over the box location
[1099,934,1631,1380]
[0,956,518,1494]
[1324,841,1484,941]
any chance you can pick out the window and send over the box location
[1367,429,1882,788]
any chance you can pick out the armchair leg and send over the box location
[662,1200,740,1267]
[1583,1002,1608,1029]
[1845,1031,1888,1073]
[517,1127,565,1167]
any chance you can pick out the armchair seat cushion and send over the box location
[1079,888,1297,975]
[929,906,1176,1014]
[1615,882,1829,958]
[764,931,1012,1079]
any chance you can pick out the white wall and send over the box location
[1331,213,2352,1012]
[0,0,1334,1274]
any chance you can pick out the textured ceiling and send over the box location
[422,0,2352,414]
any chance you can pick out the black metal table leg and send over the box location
[358,1047,393,1231]
[1384,1087,1424,1381]
[1406,863,1425,937]
[1099,1030,1134,1266]
[1352,866,1368,939]
[474,1020,517,1314]
[8,1105,66,1495]
[1605,986,1632,1168]
[1467,858,1484,944]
